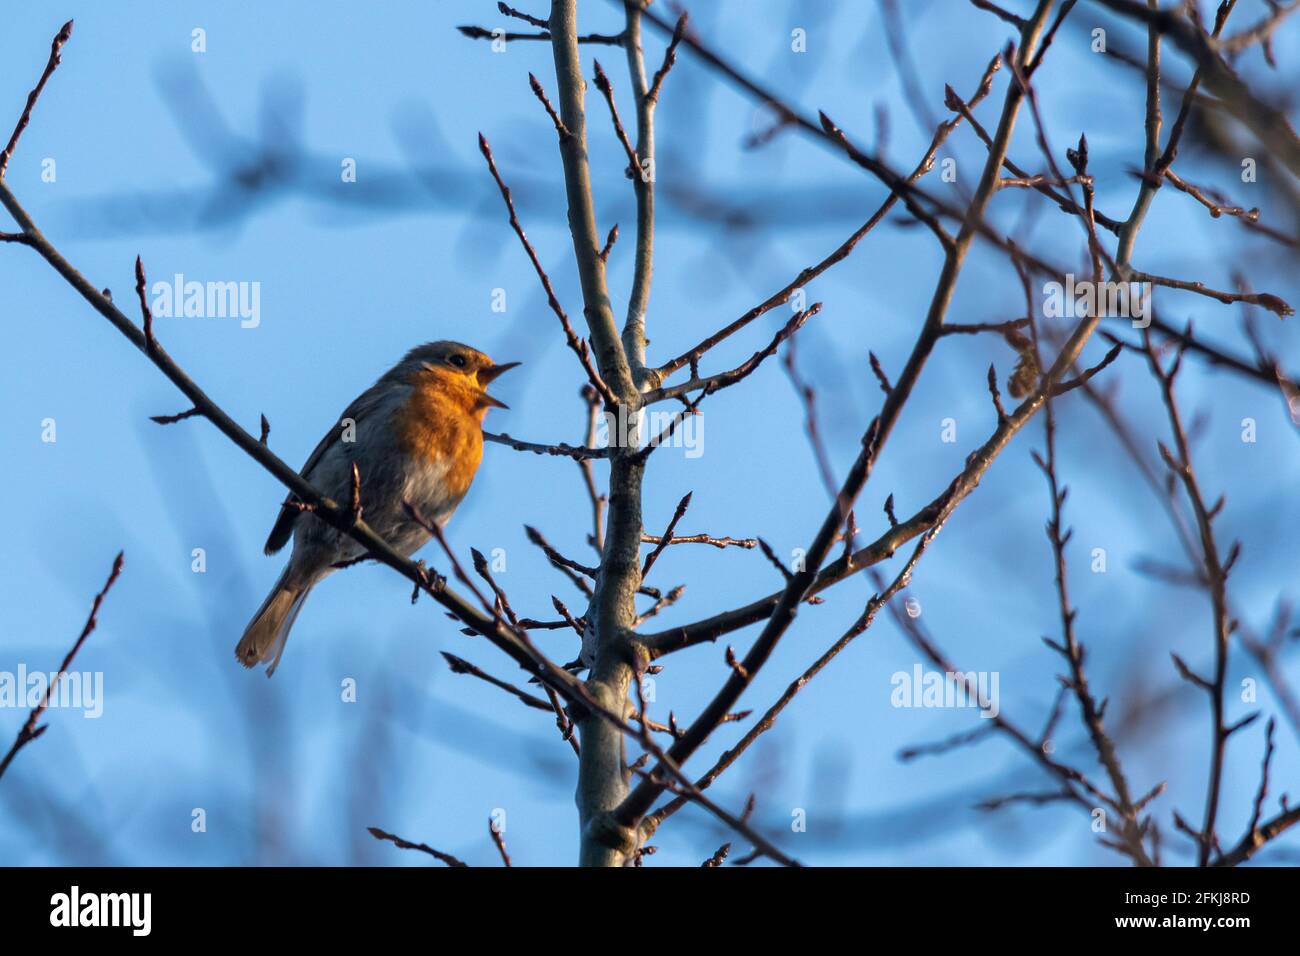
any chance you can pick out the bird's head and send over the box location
[400,340,521,414]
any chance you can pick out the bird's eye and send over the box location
[448,354,468,368]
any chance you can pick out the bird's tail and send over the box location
[236,566,314,677]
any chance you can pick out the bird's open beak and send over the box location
[477,361,520,410]
[479,360,521,384]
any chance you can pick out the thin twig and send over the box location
[0,551,123,781]
[489,817,512,866]
[367,826,468,867]
[0,20,73,178]
[477,133,616,405]
[641,492,691,578]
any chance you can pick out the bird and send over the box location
[236,340,519,676]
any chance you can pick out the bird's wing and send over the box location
[263,378,405,555]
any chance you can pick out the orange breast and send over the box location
[394,378,484,498]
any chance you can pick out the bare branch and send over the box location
[456,24,623,45]
[0,20,73,178]
[441,652,552,712]
[489,816,512,866]
[641,492,691,578]
[484,429,609,460]
[0,551,123,781]
[367,826,468,867]
[477,133,616,405]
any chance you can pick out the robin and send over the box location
[236,340,519,676]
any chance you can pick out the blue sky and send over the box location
[2,0,1298,866]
